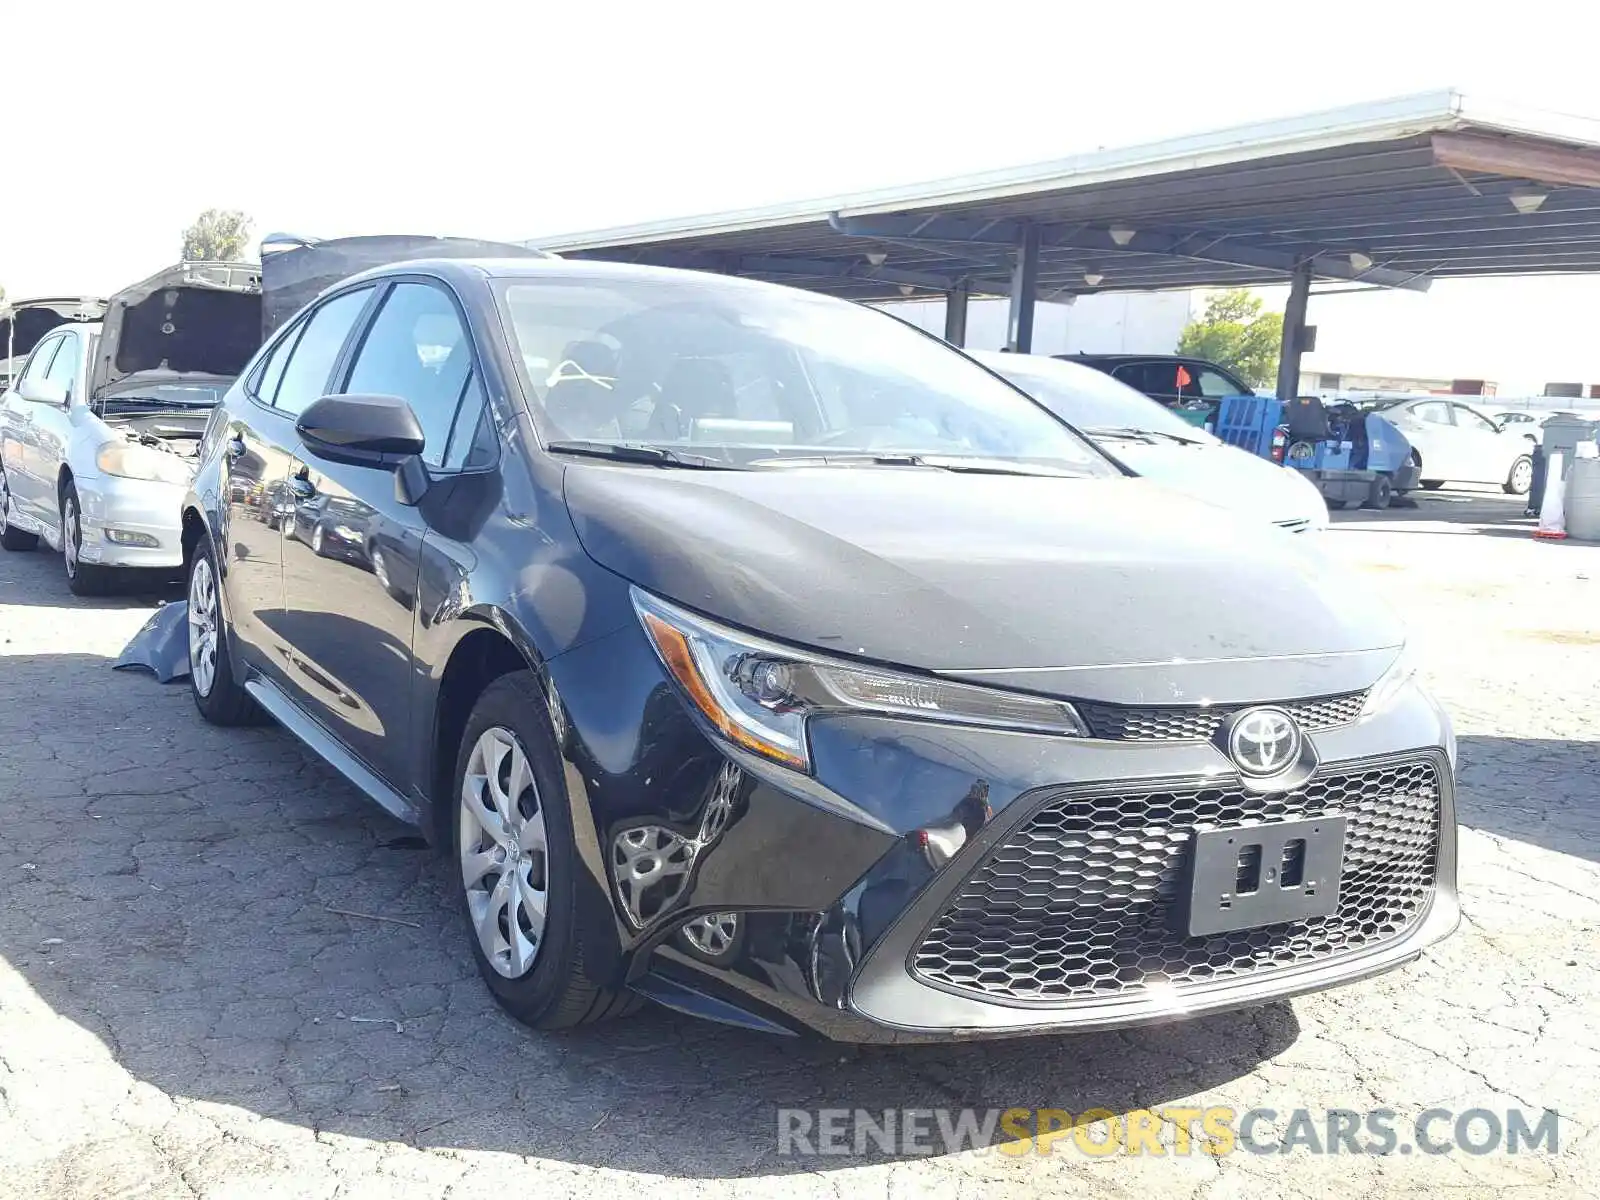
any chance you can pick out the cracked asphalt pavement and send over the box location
[0,488,1596,1198]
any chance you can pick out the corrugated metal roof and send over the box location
[525,90,1600,300]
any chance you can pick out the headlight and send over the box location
[632,588,1088,771]
[95,441,194,485]
[1360,646,1417,718]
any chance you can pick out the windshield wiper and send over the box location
[98,396,212,413]
[1087,425,1203,446]
[749,452,1083,477]
[544,440,739,470]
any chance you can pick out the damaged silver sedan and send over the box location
[0,261,261,593]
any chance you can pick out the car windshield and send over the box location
[973,353,1208,439]
[494,274,1116,474]
[98,381,228,409]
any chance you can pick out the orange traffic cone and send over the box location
[1535,450,1568,540]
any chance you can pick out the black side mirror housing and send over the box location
[296,394,425,467]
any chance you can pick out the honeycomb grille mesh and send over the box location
[1076,691,1367,742]
[912,757,1441,1004]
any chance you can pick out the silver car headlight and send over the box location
[632,587,1088,771]
[95,441,194,486]
[1360,646,1417,718]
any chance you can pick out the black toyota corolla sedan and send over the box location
[181,258,1459,1041]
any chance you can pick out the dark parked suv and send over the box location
[182,257,1459,1040]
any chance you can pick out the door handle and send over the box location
[226,436,246,460]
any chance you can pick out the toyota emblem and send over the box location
[1225,707,1303,777]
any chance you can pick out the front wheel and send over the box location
[187,535,260,725]
[452,672,637,1030]
[0,468,38,551]
[61,481,115,596]
[1505,456,1534,496]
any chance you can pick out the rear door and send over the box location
[277,277,477,787]
[2,333,66,526]
[220,285,378,681]
[1403,400,1462,479]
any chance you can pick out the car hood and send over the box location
[1101,438,1328,530]
[90,261,262,398]
[562,463,1404,704]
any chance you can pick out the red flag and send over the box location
[1175,365,1192,390]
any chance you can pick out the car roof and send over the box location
[331,255,829,297]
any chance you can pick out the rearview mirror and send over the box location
[296,394,425,467]
[18,378,68,406]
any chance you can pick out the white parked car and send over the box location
[970,350,1330,534]
[1366,397,1535,494]
[0,261,261,594]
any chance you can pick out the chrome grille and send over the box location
[912,757,1441,1004]
[1076,690,1367,742]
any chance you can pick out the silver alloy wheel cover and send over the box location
[0,470,12,534]
[188,556,219,698]
[683,912,739,957]
[460,726,550,978]
[311,524,324,553]
[1512,458,1533,492]
[371,545,389,590]
[62,496,79,577]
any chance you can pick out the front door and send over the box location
[278,278,477,788]
[32,329,86,545]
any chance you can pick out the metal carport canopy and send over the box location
[528,89,1600,294]
[526,89,1600,392]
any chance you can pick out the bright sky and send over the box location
[7,1,1600,391]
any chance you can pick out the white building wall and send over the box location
[876,292,1198,355]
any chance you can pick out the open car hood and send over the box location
[2,295,108,368]
[258,233,554,338]
[89,261,262,398]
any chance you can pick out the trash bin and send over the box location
[1567,454,1600,541]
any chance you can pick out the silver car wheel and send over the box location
[188,556,219,698]
[460,726,549,979]
[1510,457,1534,494]
[311,524,324,554]
[371,545,390,590]
[683,912,739,957]
[62,495,80,577]
[0,471,12,534]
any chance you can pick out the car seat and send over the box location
[543,340,622,438]
[646,358,736,440]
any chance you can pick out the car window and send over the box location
[444,369,497,471]
[1195,367,1246,397]
[343,283,472,467]
[1412,401,1454,426]
[1454,405,1499,434]
[272,287,374,417]
[1109,362,1175,398]
[250,318,302,404]
[974,353,1203,438]
[18,336,63,384]
[43,331,80,400]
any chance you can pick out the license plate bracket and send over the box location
[1185,815,1347,937]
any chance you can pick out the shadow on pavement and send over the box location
[1455,735,1600,864]
[0,655,1300,1176]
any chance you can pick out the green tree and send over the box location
[181,209,253,261]
[1175,288,1283,387]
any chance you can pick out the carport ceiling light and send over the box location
[1083,272,1105,286]
[1109,225,1136,247]
[1509,187,1548,215]
[1349,251,1374,272]
[865,251,888,266]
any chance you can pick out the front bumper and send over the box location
[548,628,1459,1042]
[74,472,189,569]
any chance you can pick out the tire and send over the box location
[60,481,115,596]
[1505,456,1534,496]
[0,467,38,551]
[1326,500,1348,511]
[1362,474,1393,510]
[187,534,261,725]
[451,671,637,1030]
[1420,480,1445,490]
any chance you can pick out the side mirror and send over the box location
[296,394,425,467]
[18,378,68,407]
